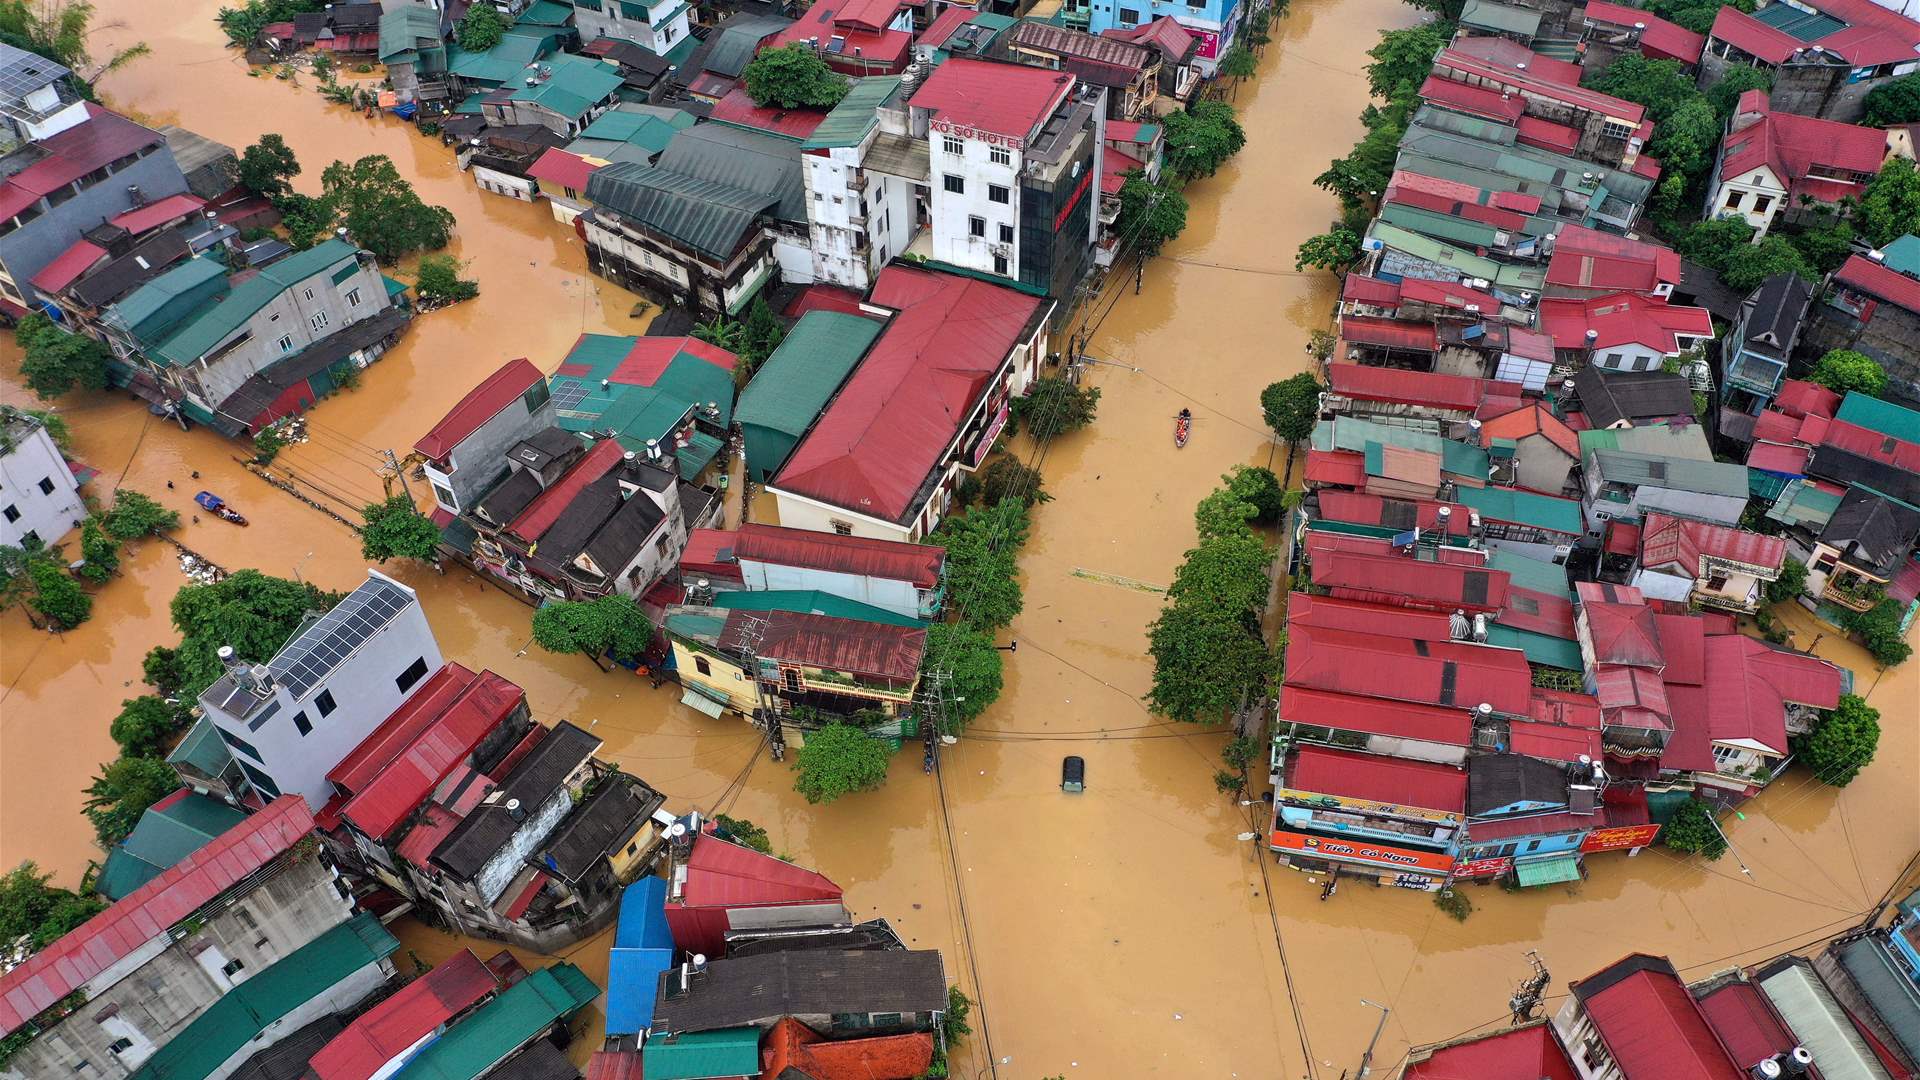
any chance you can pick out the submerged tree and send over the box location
[360,496,443,564]
[83,755,178,847]
[792,723,890,804]
[921,622,1003,734]
[321,154,455,263]
[1260,372,1322,444]
[454,3,506,50]
[0,0,149,89]
[237,133,300,199]
[15,312,110,400]
[1659,797,1727,860]
[1793,694,1880,787]
[0,862,105,951]
[531,594,654,670]
[1012,375,1101,441]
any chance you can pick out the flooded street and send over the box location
[1,1,1915,1077]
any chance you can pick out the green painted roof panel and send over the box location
[642,1028,763,1080]
[150,240,361,368]
[448,29,557,85]
[166,716,233,775]
[802,76,904,150]
[1486,625,1584,670]
[737,309,881,435]
[712,588,925,626]
[1461,0,1542,33]
[1487,549,1574,595]
[111,258,229,345]
[1452,484,1585,535]
[395,964,599,1080]
[585,161,780,260]
[1834,392,1920,446]
[98,793,248,900]
[511,54,625,119]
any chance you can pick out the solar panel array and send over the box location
[271,578,412,698]
[0,44,69,101]
[551,380,591,412]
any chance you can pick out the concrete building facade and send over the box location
[0,406,86,548]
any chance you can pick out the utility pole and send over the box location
[383,448,416,504]
[1705,807,1755,877]
[731,614,785,761]
[1355,999,1390,1079]
[1509,950,1550,1023]
[917,670,953,775]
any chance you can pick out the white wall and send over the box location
[928,126,1022,279]
[770,488,914,543]
[0,418,87,548]
[1708,165,1784,237]
[741,559,921,617]
[1590,342,1667,372]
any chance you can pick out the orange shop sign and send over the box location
[1269,830,1455,874]
[1581,823,1663,853]
[1452,856,1514,879]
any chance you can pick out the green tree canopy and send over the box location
[15,312,110,400]
[1365,23,1452,99]
[0,0,149,86]
[1857,157,1920,250]
[360,496,443,564]
[1163,100,1246,179]
[1647,0,1754,32]
[277,191,334,250]
[28,561,90,629]
[1217,44,1256,79]
[792,723,890,803]
[1837,597,1913,666]
[455,3,506,50]
[1647,96,1719,181]
[1764,557,1807,606]
[1296,226,1362,273]
[1659,797,1727,859]
[1582,54,1698,123]
[237,133,300,199]
[713,814,772,854]
[0,862,105,952]
[922,622,1003,733]
[1706,64,1773,119]
[83,755,178,847]
[320,154,455,263]
[933,499,1031,631]
[1114,173,1188,257]
[1013,376,1101,441]
[414,253,479,306]
[978,456,1047,509]
[75,519,119,583]
[167,570,339,699]
[1221,465,1285,525]
[531,594,655,667]
[1808,348,1888,398]
[1260,372,1322,442]
[1727,235,1815,293]
[101,489,180,540]
[1146,602,1272,723]
[743,44,848,109]
[110,695,190,758]
[1862,72,1920,127]
[214,0,324,47]
[1793,694,1880,787]
[1166,528,1274,615]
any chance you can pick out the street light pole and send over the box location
[1356,998,1391,1079]
[1706,808,1754,877]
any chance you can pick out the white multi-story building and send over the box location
[0,406,86,549]
[198,570,445,810]
[800,76,923,291]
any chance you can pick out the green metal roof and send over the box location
[1367,221,1546,291]
[516,0,576,26]
[379,4,443,63]
[150,240,362,368]
[737,310,880,478]
[448,28,558,86]
[1314,416,1489,480]
[130,913,399,1080]
[586,162,781,260]
[713,588,925,627]
[1879,234,1920,276]
[1834,392,1920,446]
[664,609,728,644]
[701,16,791,78]
[642,1028,763,1080]
[97,793,247,901]
[551,334,737,454]
[167,716,234,776]
[395,964,600,1080]
[677,428,725,480]
[1514,853,1581,886]
[1487,549,1574,595]
[510,53,625,120]
[579,104,697,154]
[1586,449,1750,498]
[802,76,904,150]
[1461,0,1542,33]
[1486,625,1584,670]
[1452,485,1585,536]
[1577,424,1712,461]
[110,258,228,343]
[1767,479,1844,528]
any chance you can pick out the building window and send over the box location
[1,505,16,523]
[396,656,429,692]
[107,1039,134,1055]
[943,135,963,156]
[309,310,329,331]
[277,334,293,352]
[1751,195,1773,215]
[999,223,1014,244]
[990,145,1010,166]
[1722,191,1743,211]
[303,287,315,301]
[830,519,854,535]
[345,287,362,306]
[239,762,280,799]
[969,215,986,238]
[1601,120,1633,138]
[1119,6,1140,23]
[218,727,265,764]
[36,476,54,494]
[695,656,712,676]
[222,958,245,977]
[988,184,1009,204]
[993,254,1009,275]
[235,906,258,931]
[943,174,964,194]
[292,711,311,736]
[315,689,335,716]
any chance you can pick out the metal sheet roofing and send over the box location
[1285,591,1457,640]
[1755,959,1888,1079]
[718,607,924,680]
[1287,744,1467,815]
[713,588,923,626]
[394,964,600,1080]
[96,791,248,901]
[1326,362,1515,412]
[1584,0,1706,61]
[1315,490,1474,537]
[678,830,843,909]
[1835,390,1920,445]
[110,193,208,235]
[0,105,167,222]
[1339,316,1439,352]
[642,1027,764,1080]
[716,522,945,588]
[129,913,400,1080]
[415,358,544,461]
[150,239,362,367]
[586,161,781,259]
[308,950,499,1080]
[509,53,624,119]
[737,309,882,453]
[802,75,903,149]
[0,795,315,1034]
[1573,956,1746,1080]
[1587,449,1750,499]
[909,55,1074,142]
[28,238,108,294]
[337,669,525,841]
[1403,1021,1578,1079]
[1452,485,1585,536]
[1278,685,1474,746]
[1284,623,1536,714]
[1311,549,1512,613]
[774,264,1043,523]
[709,86,828,141]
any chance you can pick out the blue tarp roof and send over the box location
[615,877,673,950]
[606,877,675,1036]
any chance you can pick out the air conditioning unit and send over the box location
[990,243,1012,257]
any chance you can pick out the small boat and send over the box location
[1174,408,1192,448]
[194,491,249,527]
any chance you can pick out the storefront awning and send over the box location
[680,686,728,719]
[1514,854,1582,887]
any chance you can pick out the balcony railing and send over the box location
[1822,571,1883,613]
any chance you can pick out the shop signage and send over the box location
[1191,28,1221,59]
[1452,856,1514,879]
[1274,788,1460,824]
[1269,830,1454,873]
[970,400,1010,467]
[1581,823,1663,853]
[930,118,1024,150]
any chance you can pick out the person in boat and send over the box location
[1178,408,1192,419]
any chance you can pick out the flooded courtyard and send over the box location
[1,0,1915,1076]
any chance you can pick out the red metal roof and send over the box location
[833,0,904,31]
[1694,981,1798,1075]
[1749,409,1802,445]
[1516,115,1580,155]
[308,949,499,1080]
[909,56,1074,142]
[785,284,874,320]
[1448,35,1587,85]
[0,105,167,222]
[1709,7,1802,62]
[728,522,945,588]
[508,437,627,542]
[1102,16,1198,61]
[1583,0,1706,62]
[1655,612,1705,686]
[1718,100,1885,207]
[1278,685,1474,746]
[526,147,601,192]
[678,832,843,909]
[1404,1023,1578,1080]
[1499,585,1576,640]
[764,3,913,71]
[1396,276,1503,314]
[1311,549,1512,613]
[1417,74,1526,123]
[338,670,526,841]
[1582,598,1663,668]
[1284,624,1536,713]
[329,664,480,792]
[1745,441,1809,475]
[1822,418,1920,471]
[1639,513,1786,578]
[1478,403,1580,458]
[1339,316,1439,353]
[1603,520,1642,556]
[774,265,1042,524]
[394,801,467,871]
[587,1051,644,1080]
[1466,811,1597,841]
[916,5,976,51]
[1772,379,1840,419]
[1546,225,1682,295]
[1383,183,1532,232]
[1835,253,1920,314]
[1304,449,1368,488]
[720,608,925,681]
[1594,663,1671,730]
[1341,274,1403,306]
[1315,490,1473,537]
[415,357,544,461]
[1287,745,1467,815]
[500,869,548,920]
[1507,713,1603,764]
[1540,292,1713,353]
[109,193,207,235]
[710,87,828,140]
[28,238,107,294]
[1577,958,1746,1080]
[0,796,314,1034]
[1703,634,1841,753]
[1390,169,1543,214]
[1326,362,1519,412]
[1431,48,1644,123]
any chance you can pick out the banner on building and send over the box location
[1269,830,1454,874]
[1580,823,1663,853]
[1191,28,1221,59]
[1452,856,1514,879]
[1273,788,1459,824]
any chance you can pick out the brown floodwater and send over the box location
[1,1,1913,1076]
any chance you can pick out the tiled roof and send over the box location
[909,56,1074,141]
[308,949,499,1080]
[1287,744,1467,814]
[1102,15,1198,61]
[0,797,314,1034]
[415,358,543,461]
[773,264,1043,523]
[1573,955,1746,1080]
[1478,403,1580,458]
[759,1017,935,1080]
